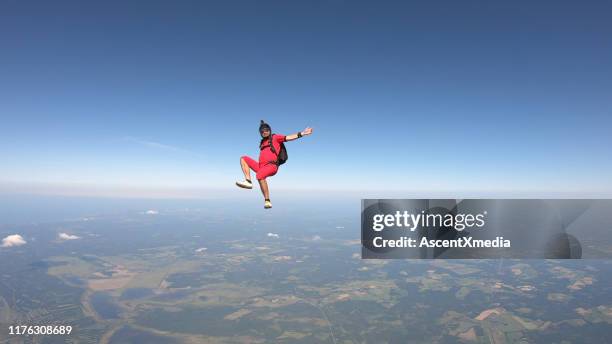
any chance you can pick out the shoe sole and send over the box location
[236,182,253,189]
[264,206,272,209]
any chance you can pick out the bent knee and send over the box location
[240,156,252,165]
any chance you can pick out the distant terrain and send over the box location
[1,205,611,343]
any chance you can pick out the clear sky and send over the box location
[1,1,611,197]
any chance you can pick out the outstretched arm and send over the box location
[285,127,313,142]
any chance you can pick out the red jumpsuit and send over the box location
[242,134,286,180]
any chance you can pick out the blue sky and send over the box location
[1,1,611,197]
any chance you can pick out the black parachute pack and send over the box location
[260,134,288,166]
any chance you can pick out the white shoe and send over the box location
[264,200,272,209]
[236,180,253,189]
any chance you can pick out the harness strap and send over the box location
[260,135,279,165]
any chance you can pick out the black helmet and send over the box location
[259,120,271,133]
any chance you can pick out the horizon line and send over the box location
[1,181,611,200]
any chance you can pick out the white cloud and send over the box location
[145,210,159,215]
[1,234,27,247]
[58,233,80,241]
[312,235,322,241]
[123,136,183,152]
[122,136,201,157]
[267,232,279,238]
[195,247,207,253]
